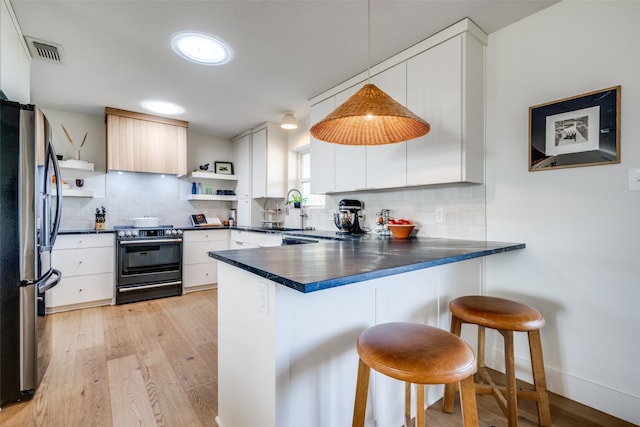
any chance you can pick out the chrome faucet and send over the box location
[286,188,306,229]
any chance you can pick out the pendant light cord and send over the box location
[367,0,371,83]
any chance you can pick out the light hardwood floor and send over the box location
[0,289,635,427]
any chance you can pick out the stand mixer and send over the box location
[334,199,365,235]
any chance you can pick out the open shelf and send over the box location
[188,171,237,181]
[53,189,94,198]
[58,159,99,179]
[187,194,238,201]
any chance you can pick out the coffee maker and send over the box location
[334,199,365,235]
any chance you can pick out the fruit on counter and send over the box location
[388,218,412,225]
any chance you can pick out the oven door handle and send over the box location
[119,239,182,245]
[118,281,182,292]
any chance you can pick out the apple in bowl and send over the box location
[387,219,415,239]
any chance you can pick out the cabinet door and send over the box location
[46,273,113,309]
[251,127,268,198]
[54,247,114,277]
[310,97,335,194]
[184,240,229,265]
[406,35,463,185]
[334,85,365,192]
[183,263,218,288]
[234,133,251,199]
[366,63,408,190]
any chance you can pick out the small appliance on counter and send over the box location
[334,199,365,235]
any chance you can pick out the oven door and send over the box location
[116,238,183,304]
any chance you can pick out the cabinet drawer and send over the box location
[184,241,228,265]
[46,273,113,308]
[183,263,217,288]
[54,233,114,250]
[183,229,229,243]
[53,247,114,277]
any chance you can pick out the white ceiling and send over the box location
[11,0,558,139]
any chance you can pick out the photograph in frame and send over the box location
[529,86,620,171]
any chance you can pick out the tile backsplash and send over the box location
[281,183,487,240]
[61,171,486,241]
[59,171,233,230]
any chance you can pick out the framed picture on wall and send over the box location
[215,161,234,175]
[529,86,620,171]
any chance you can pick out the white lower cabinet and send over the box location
[183,229,230,291]
[48,233,114,313]
[229,229,282,249]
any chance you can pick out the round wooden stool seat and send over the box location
[449,295,545,332]
[353,322,479,427]
[357,322,476,384]
[444,295,552,427]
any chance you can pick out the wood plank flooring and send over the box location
[0,288,635,426]
[0,290,217,427]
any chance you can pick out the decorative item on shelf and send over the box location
[95,206,106,230]
[199,163,210,171]
[309,0,430,145]
[61,124,87,160]
[214,161,234,175]
[191,182,197,194]
[75,179,84,188]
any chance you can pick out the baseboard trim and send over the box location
[46,298,112,314]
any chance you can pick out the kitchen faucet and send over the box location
[286,188,306,229]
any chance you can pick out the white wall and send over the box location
[485,1,640,424]
[0,0,30,103]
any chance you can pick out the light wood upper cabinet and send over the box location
[105,107,188,175]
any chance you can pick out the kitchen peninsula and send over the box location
[209,236,524,427]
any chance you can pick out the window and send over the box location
[298,150,324,206]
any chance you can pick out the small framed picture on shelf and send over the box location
[529,86,620,171]
[215,161,234,175]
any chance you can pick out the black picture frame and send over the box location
[215,161,234,175]
[529,86,620,171]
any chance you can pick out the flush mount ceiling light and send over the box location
[280,112,298,130]
[171,31,232,65]
[141,100,185,116]
[310,0,430,145]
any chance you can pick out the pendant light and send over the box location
[310,0,430,145]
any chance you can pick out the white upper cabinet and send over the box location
[309,96,336,194]
[366,62,408,190]
[233,132,251,200]
[406,33,484,185]
[333,84,364,192]
[251,123,287,198]
[309,19,486,193]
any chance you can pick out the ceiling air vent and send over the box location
[24,36,65,65]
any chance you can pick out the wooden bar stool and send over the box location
[352,322,478,427]
[443,296,552,427]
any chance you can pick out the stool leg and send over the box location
[353,358,371,427]
[502,330,518,427]
[443,315,463,413]
[477,326,486,369]
[459,375,479,427]
[528,329,552,426]
[405,382,411,427]
[416,384,425,427]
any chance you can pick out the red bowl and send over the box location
[388,224,415,239]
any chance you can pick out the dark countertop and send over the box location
[59,228,116,235]
[209,236,525,293]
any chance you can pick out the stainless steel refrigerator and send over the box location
[0,94,62,405]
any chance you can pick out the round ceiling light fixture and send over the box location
[141,100,185,116]
[171,31,233,65]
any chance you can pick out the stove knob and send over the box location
[177,229,183,235]
[132,230,139,237]
[125,231,132,237]
[118,231,125,238]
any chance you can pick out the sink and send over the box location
[281,237,318,245]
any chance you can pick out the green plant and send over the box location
[286,194,307,206]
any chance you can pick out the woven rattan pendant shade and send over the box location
[310,83,430,145]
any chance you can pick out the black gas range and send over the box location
[114,225,183,304]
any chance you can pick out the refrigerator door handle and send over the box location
[46,142,62,247]
[37,268,61,294]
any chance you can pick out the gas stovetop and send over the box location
[114,225,183,239]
